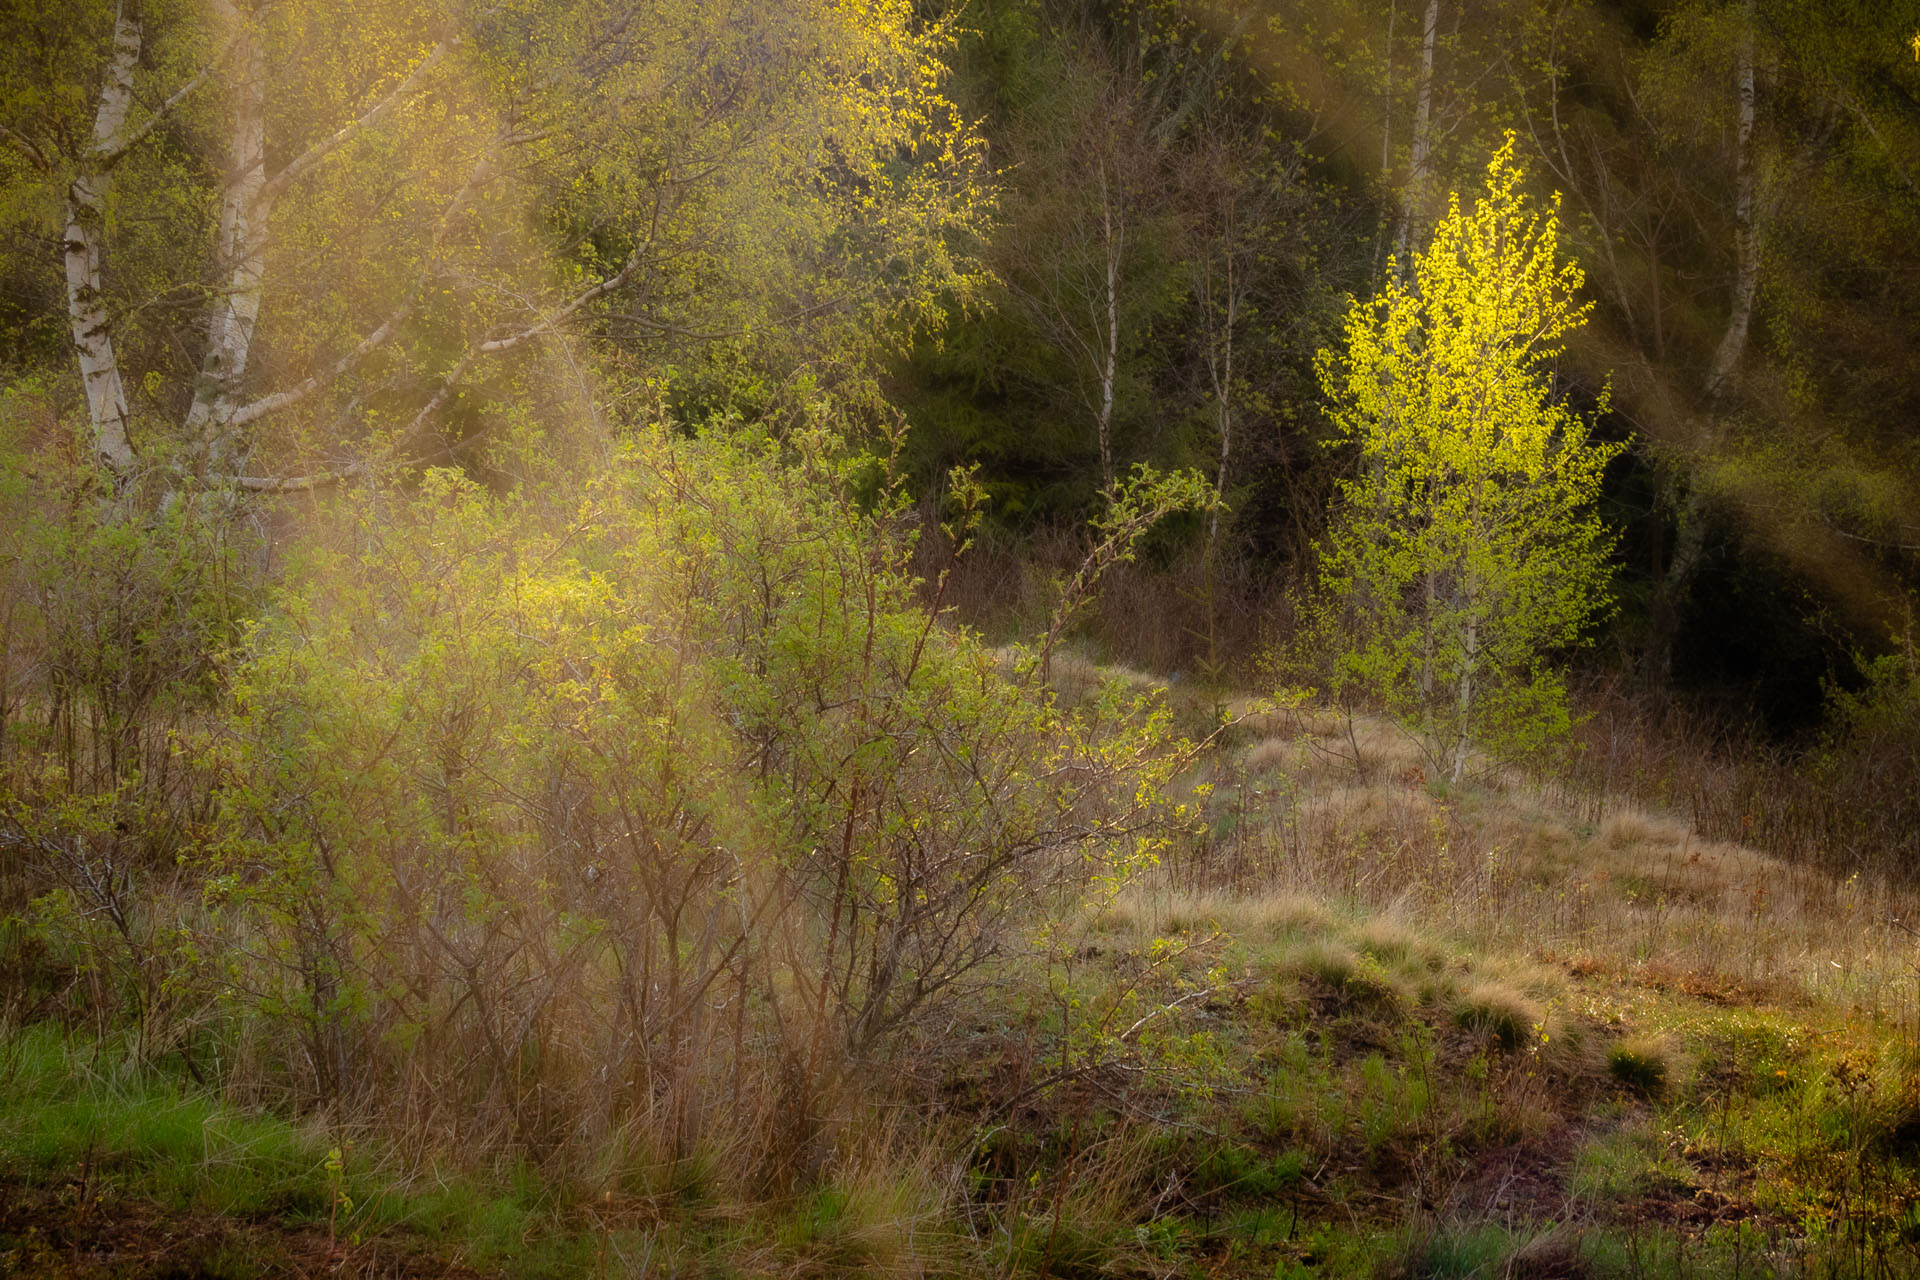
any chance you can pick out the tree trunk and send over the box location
[1203,210,1236,556]
[1650,235,1665,359]
[1450,570,1478,785]
[188,1,271,472]
[1652,474,1710,682]
[64,1,143,479]
[1393,0,1440,272]
[1096,158,1122,490]
[1704,0,1757,400]
[1661,0,1755,677]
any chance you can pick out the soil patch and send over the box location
[0,1178,483,1279]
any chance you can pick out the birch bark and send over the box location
[63,2,143,478]
[187,4,452,474]
[1095,158,1122,491]
[1392,0,1441,272]
[186,0,269,471]
[1200,195,1238,556]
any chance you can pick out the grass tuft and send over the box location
[1450,981,1540,1052]
[1607,1035,1675,1096]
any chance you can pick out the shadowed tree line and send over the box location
[902,0,1920,738]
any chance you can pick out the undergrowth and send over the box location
[5,497,1920,1276]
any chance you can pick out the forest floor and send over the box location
[3,667,1918,1278]
[0,1176,483,1278]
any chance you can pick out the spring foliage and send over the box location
[1311,139,1623,780]
[198,425,1191,1162]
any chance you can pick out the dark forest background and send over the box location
[906,0,1919,724]
[894,0,1920,876]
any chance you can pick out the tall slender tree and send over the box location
[0,0,987,498]
[1312,139,1623,781]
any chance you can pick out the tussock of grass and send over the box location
[1401,1223,1527,1279]
[1285,941,1406,1016]
[1451,980,1542,1052]
[1354,917,1445,973]
[1607,1035,1676,1096]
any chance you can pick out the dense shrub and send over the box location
[199,429,1190,1171]
[0,399,247,1057]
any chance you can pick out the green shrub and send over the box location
[201,429,1191,1171]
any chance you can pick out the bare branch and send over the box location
[1839,93,1920,203]
[222,138,504,428]
[402,353,477,432]
[257,39,454,206]
[98,61,217,168]
[228,461,368,493]
[0,123,51,172]
[1819,509,1920,555]
[226,343,484,492]
[476,251,639,356]
[225,294,421,429]
[224,227,637,493]
[1119,983,1241,1044]
[225,426,488,494]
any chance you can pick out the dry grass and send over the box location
[11,628,1920,1276]
[1174,705,1920,1035]
[1564,677,1920,886]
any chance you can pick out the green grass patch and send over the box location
[1570,1125,1694,1203]
[1608,1035,1674,1096]
[0,1025,629,1277]
[1403,1223,1523,1278]
[0,1024,331,1217]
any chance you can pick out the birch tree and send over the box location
[994,43,1175,491]
[1390,0,1442,271]
[1702,0,1759,400]
[1312,139,1623,781]
[1180,129,1320,560]
[0,0,986,498]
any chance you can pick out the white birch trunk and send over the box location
[1381,1,1395,180]
[1096,158,1122,490]
[186,8,448,477]
[1393,0,1440,271]
[1204,234,1236,555]
[188,2,270,470]
[1450,604,1476,784]
[1662,0,1756,673]
[63,2,143,478]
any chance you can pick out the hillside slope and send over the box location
[3,681,1917,1279]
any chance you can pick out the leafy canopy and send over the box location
[1310,136,1624,780]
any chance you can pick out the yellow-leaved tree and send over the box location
[1310,137,1624,783]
